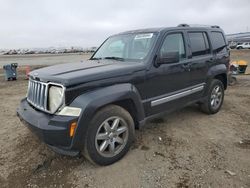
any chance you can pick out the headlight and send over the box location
[48,85,64,113]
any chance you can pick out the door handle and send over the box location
[206,58,215,63]
[182,63,191,71]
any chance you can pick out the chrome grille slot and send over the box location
[27,79,65,114]
[27,79,49,111]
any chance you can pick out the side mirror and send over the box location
[157,52,179,66]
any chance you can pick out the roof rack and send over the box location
[211,25,220,28]
[177,24,190,27]
[177,24,220,29]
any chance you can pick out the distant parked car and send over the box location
[236,42,250,49]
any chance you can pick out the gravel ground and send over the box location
[0,50,250,188]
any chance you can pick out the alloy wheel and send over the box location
[210,85,222,110]
[95,116,129,158]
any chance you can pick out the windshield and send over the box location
[92,32,157,62]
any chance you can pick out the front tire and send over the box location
[84,105,135,165]
[200,79,224,114]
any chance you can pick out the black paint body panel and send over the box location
[17,26,230,155]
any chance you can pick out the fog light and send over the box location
[70,122,77,137]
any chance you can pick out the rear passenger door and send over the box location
[187,31,212,98]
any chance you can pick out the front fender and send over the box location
[68,83,144,150]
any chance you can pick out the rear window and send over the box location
[211,31,227,51]
[188,32,210,57]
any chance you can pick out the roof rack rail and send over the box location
[211,25,220,28]
[177,24,220,29]
[177,24,190,27]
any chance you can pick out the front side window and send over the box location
[188,32,210,57]
[160,33,186,60]
[92,33,157,62]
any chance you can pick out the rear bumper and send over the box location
[17,98,80,156]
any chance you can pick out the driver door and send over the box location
[144,31,193,116]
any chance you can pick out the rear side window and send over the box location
[211,31,227,52]
[188,32,210,56]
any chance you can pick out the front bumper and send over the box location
[17,98,80,156]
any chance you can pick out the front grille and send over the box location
[27,79,49,112]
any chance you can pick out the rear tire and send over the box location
[84,105,135,165]
[200,79,224,114]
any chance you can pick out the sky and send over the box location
[0,0,249,49]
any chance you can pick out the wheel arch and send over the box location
[68,83,145,150]
[214,73,227,90]
[113,99,140,129]
[207,64,228,90]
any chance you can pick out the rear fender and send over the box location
[204,64,227,94]
[207,64,227,78]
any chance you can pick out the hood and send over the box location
[29,60,146,87]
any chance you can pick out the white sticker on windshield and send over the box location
[134,33,153,40]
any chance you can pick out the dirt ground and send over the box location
[0,50,250,188]
[0,53,92,67]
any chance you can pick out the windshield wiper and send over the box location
[104,56,124,61]
[90,57,102,60]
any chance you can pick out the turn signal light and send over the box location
[70,122,77,137]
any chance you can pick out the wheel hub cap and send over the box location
[95,116,129,157]
[210,85,222,109]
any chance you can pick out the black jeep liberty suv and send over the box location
[17,24,230,165]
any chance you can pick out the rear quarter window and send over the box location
[210,31,227,52]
